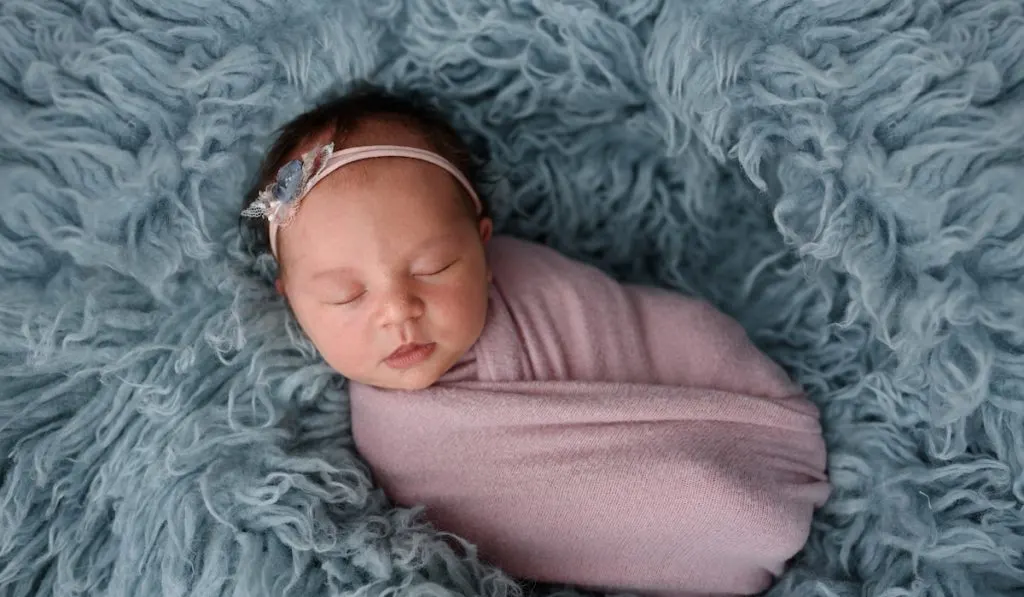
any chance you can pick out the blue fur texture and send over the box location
[2,1,1023,596]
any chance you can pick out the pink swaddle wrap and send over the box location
[349,237,830,596]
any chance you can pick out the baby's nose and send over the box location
[378,285,425,325]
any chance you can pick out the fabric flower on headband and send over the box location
[241,142,335,227]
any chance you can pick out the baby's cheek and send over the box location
[321,330,362,367]
[430,280,488,346]
[300,307,371,376]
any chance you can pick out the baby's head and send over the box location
[241,85,493,390]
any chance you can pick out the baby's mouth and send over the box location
[383,343,437,370]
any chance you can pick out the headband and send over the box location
[241,143,482,258]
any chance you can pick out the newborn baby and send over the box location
[241,85,830,597]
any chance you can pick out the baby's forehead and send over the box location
[284,190,472,276]
[291,151,467,237]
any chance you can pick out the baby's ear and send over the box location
[478,217,493,243]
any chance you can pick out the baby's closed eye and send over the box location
[327,288,366,306]
[413,258,459,277]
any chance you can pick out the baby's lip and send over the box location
[386,343,427,360]
[383,342,437,369]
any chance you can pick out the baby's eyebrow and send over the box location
[310,265,357,283]
[409,232,461,252]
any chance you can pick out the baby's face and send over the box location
[275,123,492,390]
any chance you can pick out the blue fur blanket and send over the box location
[2,1,1023,596]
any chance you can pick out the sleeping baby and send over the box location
[240,84,830,597]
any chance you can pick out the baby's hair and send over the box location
[239,83,488,259]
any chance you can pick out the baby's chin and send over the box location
[365,372,440,391]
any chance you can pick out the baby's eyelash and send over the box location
[416,260,458,277]
[332,290,366,306]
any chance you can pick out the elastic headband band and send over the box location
[241,143,482,258]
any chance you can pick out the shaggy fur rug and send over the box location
[2,1,1023,596]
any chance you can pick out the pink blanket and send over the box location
[350,237,829,596]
